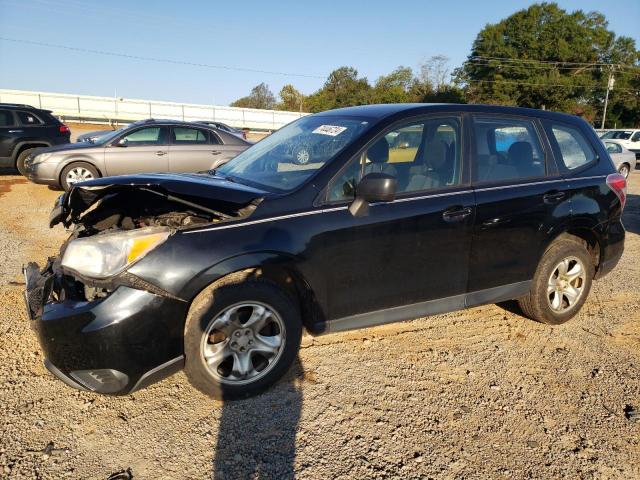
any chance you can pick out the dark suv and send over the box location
[0,104,70,174]
[24,104,626,399]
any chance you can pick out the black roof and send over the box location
[315,103,582,123]
[0,103,49,111]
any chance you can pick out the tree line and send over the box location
[230,3,640,127]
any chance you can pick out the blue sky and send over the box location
[1,0,638,106]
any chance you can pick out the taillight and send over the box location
[606,173,627,210]
[59,125,70,134]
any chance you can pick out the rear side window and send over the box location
[632,132,640,142]
[605,142,622,154]
[546,123,596,170]
[0,110,15,126]
[17,111,44,125]
[173,127,209,144]
[472,116,545,182]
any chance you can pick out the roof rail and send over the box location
[0,103,35,108]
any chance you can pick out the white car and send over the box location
[599,129,640,159]
[602,139,636,178]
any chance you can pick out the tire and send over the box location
[518,237,594,325]
[184,276,302,400]
[60,162,100,191]
[16,148,36,176]
[618,163,630,179]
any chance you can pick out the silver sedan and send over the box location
[24,119,252,190]
[603,139,635,178]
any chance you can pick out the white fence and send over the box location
[0,89,306,131]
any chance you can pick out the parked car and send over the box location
[23,119,252,190]
[599,129,640,160]
[602,139,635,178]
[24,104,625,400]
[76,129,117,143]
[0,103,70,174]
[194,121,248,140]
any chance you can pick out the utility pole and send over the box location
[601,67,615,129]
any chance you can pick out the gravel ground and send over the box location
[0,169,639,479]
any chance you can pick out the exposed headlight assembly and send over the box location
[61,227,170,279]
[31,152,53,164]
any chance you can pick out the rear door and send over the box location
[467,114,570,296]
[168,126,220,172]
[103,126,170,176]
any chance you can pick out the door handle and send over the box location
[156,151,167,156]
[442,206,473,223]
[8,130,23,133]
[211,151,222,155]
[543,190,566,204]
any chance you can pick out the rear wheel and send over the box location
[16,148,36,176]
[60,162,99,191]
[184,277,302,400]
[618,163,630,179]
[518,237,594,325]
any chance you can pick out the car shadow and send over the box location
[212,357,303,479]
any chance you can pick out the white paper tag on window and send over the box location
[312,125,347,136]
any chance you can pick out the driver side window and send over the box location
[326,116,462,203]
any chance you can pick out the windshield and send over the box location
[216,115,373,191]
[94,127,125,144]
[601,130,632,140]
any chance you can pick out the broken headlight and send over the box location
[61,227,170,279]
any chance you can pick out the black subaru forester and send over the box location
[24,104,626,399]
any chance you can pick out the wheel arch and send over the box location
[58,159,103,185]
[543,222,603,276]
[13,141,51,164]
[183,251,325,333]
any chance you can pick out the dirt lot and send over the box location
[0,168,639,479]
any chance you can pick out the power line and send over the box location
[464,78,640,93]
[469,55,629,67]
[0,36,325,79]
[464,58,640,78]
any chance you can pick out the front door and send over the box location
[315,115,475,321]
[104,126,169,176]
[467,114,570,294]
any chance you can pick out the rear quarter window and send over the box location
[545,122,597,171]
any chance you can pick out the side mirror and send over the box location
[349,172,397,217]
[116,138,128,147]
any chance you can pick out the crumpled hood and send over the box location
[51,172,268,227]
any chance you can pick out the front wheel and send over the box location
[184,277,302,400]
[60,162,100,191]
[518,237,594,325]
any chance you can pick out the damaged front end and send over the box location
[25,173,266,394]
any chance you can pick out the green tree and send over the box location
[305,67,372,112]
[278,84,304,112]
[230,83,276,109]
[372,66,414,103]
[455,2,639,125]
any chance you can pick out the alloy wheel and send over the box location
[547,256,586,313]
[619,164,630,179]
[66,167,95,185]
[200,302,285,385]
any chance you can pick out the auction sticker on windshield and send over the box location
[313,125,347,136]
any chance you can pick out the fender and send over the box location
[180,250,304,302]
